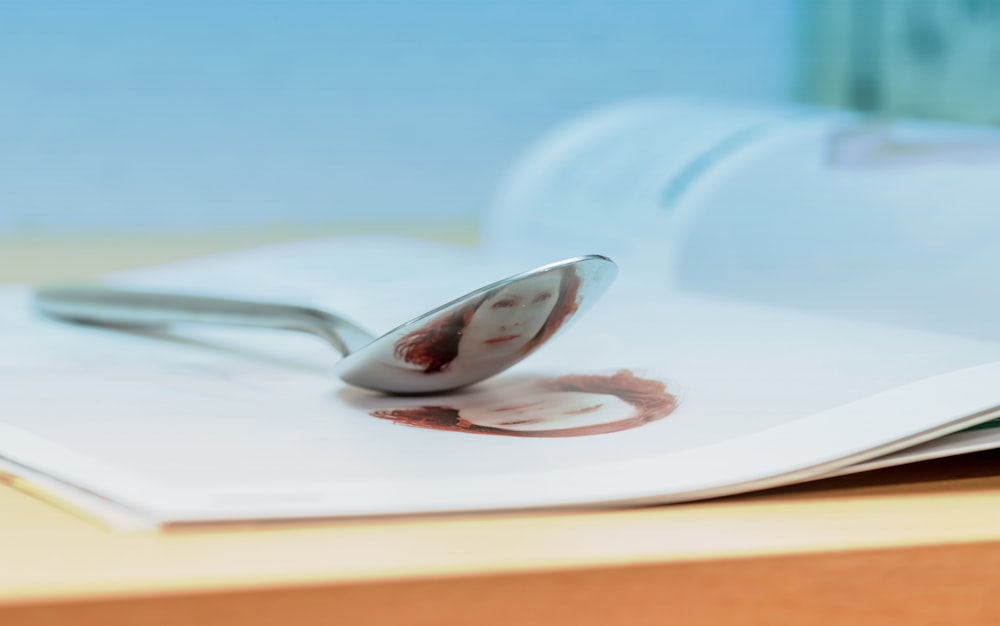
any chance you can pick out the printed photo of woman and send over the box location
[369,369,678,438]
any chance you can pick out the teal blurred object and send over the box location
[804,0,1000,124]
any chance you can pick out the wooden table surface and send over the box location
[5,230,1000,625]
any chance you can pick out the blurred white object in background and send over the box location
[485,96,1000,340]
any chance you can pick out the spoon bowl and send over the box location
[33,255,617,394]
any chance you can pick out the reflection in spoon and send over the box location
[33,255,617,394]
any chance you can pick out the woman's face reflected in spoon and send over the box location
[335,255,616,393]
[456,272,562,360]
[34,255,617,394]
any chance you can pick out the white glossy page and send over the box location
[4,236,1000,525]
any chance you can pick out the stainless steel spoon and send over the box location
[33,255,616,394]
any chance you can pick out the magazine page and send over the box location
[485,95,1000,471]
[4,236,1000,526]
[835,421,1000,476]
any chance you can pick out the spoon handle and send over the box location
[33,285,376,356]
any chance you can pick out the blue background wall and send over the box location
[0,0,798,232]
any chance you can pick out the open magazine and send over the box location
[5,96,1000,529]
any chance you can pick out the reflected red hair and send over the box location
[394,268,581,373]
[370,370,677,437]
